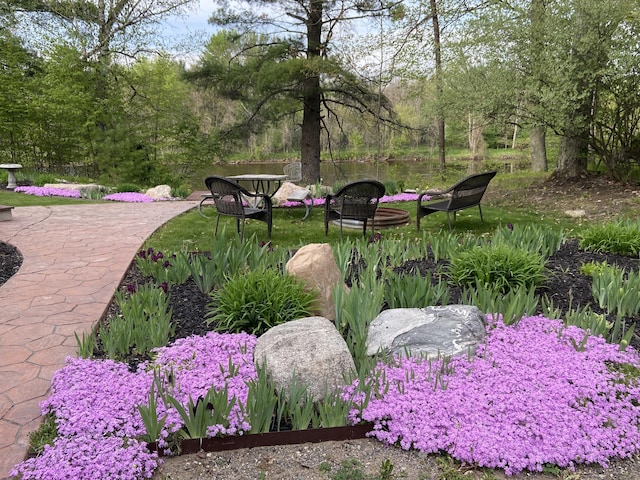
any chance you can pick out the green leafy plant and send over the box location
[114,183,142,193]
[184,252,219,294]
[100,283,174,359]
[579,260,620,277]
[137,370,169,443]
[492,223,566,257]
[242,365,278,434]
[27,413,58,457]
[579,220,640,256]
[330,459,370,480]
[591,267,639,349]
[425,230,480,262]
[334,269,384,375]
[385,269,450,309]
[208,268,316,335]
[74,331,96,358]
[136,247,190,286]
[462,284,538,326]
[448,244,547,294]
[166,384,237,439]
[592,267,640,320]
[314,389,351,428]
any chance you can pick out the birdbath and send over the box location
[0,163,22,189]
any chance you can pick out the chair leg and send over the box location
[446,212,452,230]
[339,219,343,239]
[240,220,245,241]
[478,205,484,223]
[324,208,329,236]
[236,218,241,235]
[215,215,221,237]
[362,219,367,237]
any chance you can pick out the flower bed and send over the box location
[14,186,82,198]
[11,317,640,479]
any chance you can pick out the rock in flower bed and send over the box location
[11,316,640,479]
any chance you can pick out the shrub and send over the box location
[208,268,317,335]
[171,184,191,199]
[114,183,142,193]
[579,220,640,256]
[448,243,547,294]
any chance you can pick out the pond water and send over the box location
[188,157,525,191]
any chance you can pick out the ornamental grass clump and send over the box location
[208,268,317,335]
[354,316,640,475]
[447,243,547,294]
[579,220,640,256]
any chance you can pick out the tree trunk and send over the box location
[557,133,589,179]
[301,0,323,184]
[430,0,445,170]
[530,125,547,172]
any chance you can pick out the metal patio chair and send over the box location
[204,175,272,240]
[324,179,386,238]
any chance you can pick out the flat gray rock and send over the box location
[366,305,488,359]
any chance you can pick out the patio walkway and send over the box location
[0,201,197,479]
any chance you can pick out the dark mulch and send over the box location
[0,241,23,287]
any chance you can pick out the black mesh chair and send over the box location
[324,180,386,238]
[204,175,272,240]
[417,171,497,230]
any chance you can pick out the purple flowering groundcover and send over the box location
[11,318,640,479]
[14,186,82,198]
[355,315,640,475]
[10,332,257,480]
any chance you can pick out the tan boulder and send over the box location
[254,316,356,402]
[145,185,172,200]
[285,243,347,321]
[273,181,305,206]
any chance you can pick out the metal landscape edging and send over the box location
[148,423,373,456]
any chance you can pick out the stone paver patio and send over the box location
[0,201,197,479]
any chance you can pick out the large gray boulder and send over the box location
[254,316,355,402]
[366,305,488,359]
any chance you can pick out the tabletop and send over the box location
[226,174,287,181]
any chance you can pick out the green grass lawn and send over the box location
[146,198,576,253]
[0,171,585,253]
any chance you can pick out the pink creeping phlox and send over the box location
[12,317,640,479]
[11,332,256,480]
[14,186,82,198]
[354,315,640,475]
[103,192,156,203]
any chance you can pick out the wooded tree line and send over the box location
[1,0,639,186]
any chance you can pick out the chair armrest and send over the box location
[418,191,450,204]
